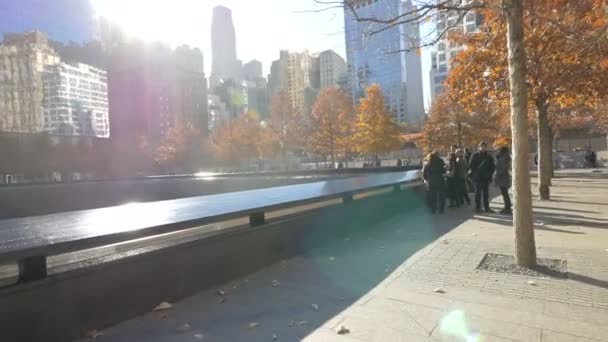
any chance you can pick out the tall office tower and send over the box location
[210,6,240,88]
[0,31,61,133]
[344,0,424,127]
[268,50,318,115]
[172,46,209,137]
[429,5,482,100]
[243,60,263,81]
[319,50,347,89]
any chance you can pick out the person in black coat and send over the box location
[423,152,447,214]
[468,142,496,213]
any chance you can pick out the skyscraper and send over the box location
[319,50,347,89]
[268,50,318,115]
[429,9,482,100]
[210,6,240,88]
[243,60,263,81]
[344,0,424,127]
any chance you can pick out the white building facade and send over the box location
[429,8,482,100]
[42,63,109,138]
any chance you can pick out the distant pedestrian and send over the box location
[455,149,471,206]
[375,158,381,167]
[585,146,597,168]
[464,148,472,164]
[446,151,458,208]
[495,146,512,215]
[397,158,403,167]
[464,148,474,193]
[423,152,447,214]
[468,142,496,214]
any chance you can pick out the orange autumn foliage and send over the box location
[447,0,608,129]
[352,84,401,156]
[308,87,354,163]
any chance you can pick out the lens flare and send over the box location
[439,310,481,342]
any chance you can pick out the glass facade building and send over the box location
[344,0,424,127]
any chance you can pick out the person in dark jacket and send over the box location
[455,149,471,206]
[468,142,496,213]
[423,152,447,214]
[464,148,474,193]
[464,148,472,164]
[495,146,512,215]
[446,150,458,207]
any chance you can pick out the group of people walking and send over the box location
[423,142,512,215]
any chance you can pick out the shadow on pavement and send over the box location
[532,205,599,214]
[92,190,475,342]
[475,216,588,235]
[550,199,608,206]
[568,272,608,290]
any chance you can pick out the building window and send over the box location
[438,54,446,62]
[466,13,476,22]
[466,23,476,33]
[439,65,448,73]
[438,42,446,51]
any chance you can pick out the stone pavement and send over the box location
[87,176,608,342]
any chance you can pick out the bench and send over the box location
[0,170,422,283]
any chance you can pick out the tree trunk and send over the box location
[457,120,463,147]
[537,104,552,200]
[504,0,537,267]
[550,126,555,178]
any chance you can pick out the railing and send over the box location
[0,170,422,284]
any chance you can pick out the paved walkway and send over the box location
[87,175,608,342]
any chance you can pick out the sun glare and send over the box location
[91,0,204,45]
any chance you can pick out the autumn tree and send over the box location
[352,84,401,158]
[420,90,507,152]
[308,87,354,163]
[447,0,608,200]
[264,89,305,165]
[155,125,201,172]
[211,112,263,165]
[318,0,539,266]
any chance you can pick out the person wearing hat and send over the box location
[468,142,496,213]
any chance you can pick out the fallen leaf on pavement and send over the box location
[153,302,173,311]
[528,280,537,286]
[194,333,204,340]
[249,322,260,329]
[216,290,226,296]
[311,304,319,311]
[272,333,278,340]
[217,297,226,304]
[433,288,446,293]
[272,280,281,287]
[297,320,308,326]
[337,326,350,335]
